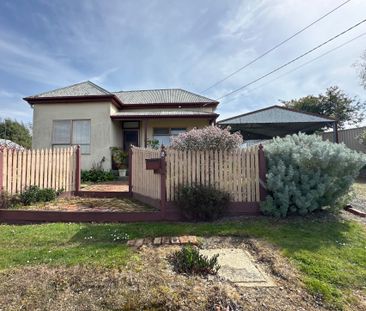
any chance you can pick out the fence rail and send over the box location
[131,147,161,200]
[1,146,77,195]
[165,147,260,202]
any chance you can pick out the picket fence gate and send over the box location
[0,146,79,195]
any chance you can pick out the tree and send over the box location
[282,86,365,129]
[355,50,366,89]
[170,126,243,151]
[359,129,366,146]
[0,119,32,149]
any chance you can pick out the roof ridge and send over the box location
[113,88,183,93]
[29,80,110,98]
[176,88,218,103]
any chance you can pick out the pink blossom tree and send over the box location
[170,126,243,151]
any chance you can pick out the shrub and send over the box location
[19,186,59,206]
[168,246,220,276]
[81,169,117,183]
[261,133,366,217]
[175,184,230,221]
[110,147,129,169]
[0,192,18,209]
[170,126,243,151]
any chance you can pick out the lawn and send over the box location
[0,214,365,310]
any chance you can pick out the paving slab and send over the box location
[200,248,275,287]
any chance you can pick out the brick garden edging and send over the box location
[127,236,199,248]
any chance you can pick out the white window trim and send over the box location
[52,119,91,155]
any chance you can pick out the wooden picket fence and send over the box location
[1,146,77,195]
[130,147,161,200]
[165,147,260,202]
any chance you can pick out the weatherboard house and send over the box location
[24,81,219,170]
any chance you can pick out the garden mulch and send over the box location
[80,180,129,192]
[14,197,156,212]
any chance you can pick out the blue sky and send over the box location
[0,0,366,124]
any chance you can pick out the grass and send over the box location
[0,214,365,309]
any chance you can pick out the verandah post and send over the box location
[75,145,81,193]
[258,144,267,201]
[0,147,3,194]
[160,145,167,218]
[128,146,133,194]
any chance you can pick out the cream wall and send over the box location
[32,102,116,170]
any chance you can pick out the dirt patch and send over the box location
[0,237,332,311]
[14,197,156,212]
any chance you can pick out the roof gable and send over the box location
[219,105,334,124]
[27,81,110,98]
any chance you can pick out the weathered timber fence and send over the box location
[130,147,161,205]
[165,147,260,202]
[0,146,78,195]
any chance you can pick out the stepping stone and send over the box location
[162,236,170,244]
[134,239,144,248]
[127,240,135,246]
[170,237,180,244]
[153,237,162,245]
[179,235,190,244]
[200,248,275,287]
[187,236,198,245]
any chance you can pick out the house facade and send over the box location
[24,81,219,170]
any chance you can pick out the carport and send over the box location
[218,105,338,142]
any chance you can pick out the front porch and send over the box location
[111,111,218,150]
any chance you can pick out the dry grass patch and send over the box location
[12,196,156,212]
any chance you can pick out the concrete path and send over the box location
[200,248,275,287]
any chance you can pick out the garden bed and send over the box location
[10,196,156,213]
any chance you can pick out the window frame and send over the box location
[152,127,186,146]
[52,119,91,155]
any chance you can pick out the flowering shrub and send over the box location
[261,133,366,217]
[170,126,243,151]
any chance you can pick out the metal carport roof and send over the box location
[218,105,336,140]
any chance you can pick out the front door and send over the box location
[123,130,139,151]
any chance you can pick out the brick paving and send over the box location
[81,180,129,192]
[127,236,199,248]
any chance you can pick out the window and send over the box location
[153,128,186,146]
[122,121,140,129]
[52,120,91,154]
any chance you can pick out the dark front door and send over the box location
[123,130,139,151]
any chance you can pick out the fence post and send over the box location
[128,147,133,194]
[0,147,3,194]
[75,145,81,193]
[160,145,167,218]
[258,144,267,201]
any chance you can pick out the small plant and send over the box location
[81,165,117,183]
[0,192,18,209]
[147,139,160,149]
[19,186,59,206]
[175,184,230,221]
[169,245,220,276]
[110,147,129,169]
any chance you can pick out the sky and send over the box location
[0,0,365,124]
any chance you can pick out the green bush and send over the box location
[261,133,366,217]
[19,186,59,206]
[175,184,230,221]
[81,169,117,183]
[168,246,220,276]
[0,192,18,209]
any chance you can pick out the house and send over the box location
[24,81,219,170]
